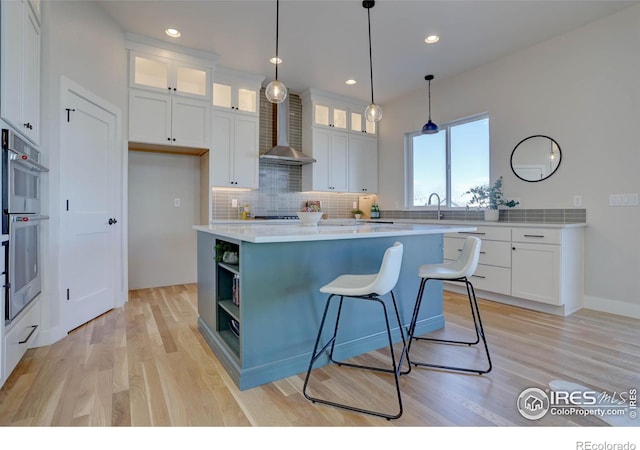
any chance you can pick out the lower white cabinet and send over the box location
[210,110,259,189]
[3,297,41,384]
[129,89,209,149]
[444,224,584,315]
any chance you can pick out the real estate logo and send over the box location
[517,387,550,420]
[517,385,637,421]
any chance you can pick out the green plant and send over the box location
[214,241,238,262]
[465,176,519,210]
[352,209,364,216]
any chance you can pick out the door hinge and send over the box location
[65,108,75,122]
[66,288,70,300]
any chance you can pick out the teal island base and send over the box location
[196,230,445,390]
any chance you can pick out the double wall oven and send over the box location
[2,128,48,323]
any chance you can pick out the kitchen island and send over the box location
[194,221,475,390]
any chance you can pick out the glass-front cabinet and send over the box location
[129,51,210,100]
[211,68,264,116]
[313,103,348,130]
[350,110,376,136]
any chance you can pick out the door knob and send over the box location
[108,218,118,225]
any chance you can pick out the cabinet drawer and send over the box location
[445,264,511,296]
[4,299,40,378]
[512,228,561,245]
[447,225,511,242]
[444,237,511,268]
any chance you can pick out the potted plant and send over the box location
[352,209,364,219]
[465,176,519,221]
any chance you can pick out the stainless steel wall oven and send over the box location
[2,128,48,323]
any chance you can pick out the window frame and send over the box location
[404,112,490,210]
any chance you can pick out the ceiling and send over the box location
[96,0,637,104]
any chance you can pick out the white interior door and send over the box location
[60,80,122,332]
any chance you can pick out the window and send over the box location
[406,114,490,208]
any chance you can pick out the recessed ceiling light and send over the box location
[425,35,440,44]
[165,28,181,38]
[270,57,283,64]
[345,79,357,85]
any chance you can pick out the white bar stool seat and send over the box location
[303,241,410,420]
[407,236,492,374]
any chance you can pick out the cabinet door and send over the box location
[231,116,259,189]
[329,132,348,192]
[174,63,208,99]
[348,135,364,192]
[210,112,233,187]
[213,81,258,115]
[1,0,25,133]
[171,97,209,148]
[310,128,331,190]
[129,90,172,145]
[511,243,561,305]
[350,111,376,136]
[130,52,171,92]
[361,136,377,192]
[22,5,40,143]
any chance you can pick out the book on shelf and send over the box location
[232,273,240,306]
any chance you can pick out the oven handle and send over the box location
[8,149,49,173]
[10,214,49,222]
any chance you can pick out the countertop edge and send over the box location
[193,223,478,243]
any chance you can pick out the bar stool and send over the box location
[303,242,410,420]
[406,236,492,374]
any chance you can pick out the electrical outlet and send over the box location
[573,195,583,207]
[353,202,358,209]
[174,198,181,207]
[232,199,238,208]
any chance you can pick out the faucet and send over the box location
[427,193,442,220]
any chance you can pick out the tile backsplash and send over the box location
[212,161,363,219]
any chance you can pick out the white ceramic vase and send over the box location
[484,209,499,222]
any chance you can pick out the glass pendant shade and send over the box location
[365,102,383,122]
[422,120,438,134]
[265,79,287,103]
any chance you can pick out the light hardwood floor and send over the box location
[0,284,638,426]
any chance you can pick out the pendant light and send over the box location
[422,74,438,134]
[265,0,287,104]
[363,1,382,122]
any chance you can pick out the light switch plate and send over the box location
[174,198,181,207]
[573,195,583,207]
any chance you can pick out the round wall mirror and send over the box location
[510,135,562,182]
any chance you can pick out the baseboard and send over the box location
[583,295,640,319]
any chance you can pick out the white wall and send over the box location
[40,1,127,342]
[378,5,640,318]
[128,151,200,289]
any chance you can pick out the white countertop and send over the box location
[194,221,477,243]
[389,219,587,228]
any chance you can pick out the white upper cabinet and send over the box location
[212,68,263,116]
[348,134,378,193]
[313,103,348,130]
[210,110,259,189]
[129,90,209,149]
[129,51,210,100]
[350,110,377,136]
[301,89,378,193]
[1,0,41,145]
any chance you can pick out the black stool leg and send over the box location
[407,277,492,374]
[303,291,408,420]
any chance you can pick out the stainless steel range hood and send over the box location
[260,96,315,165]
